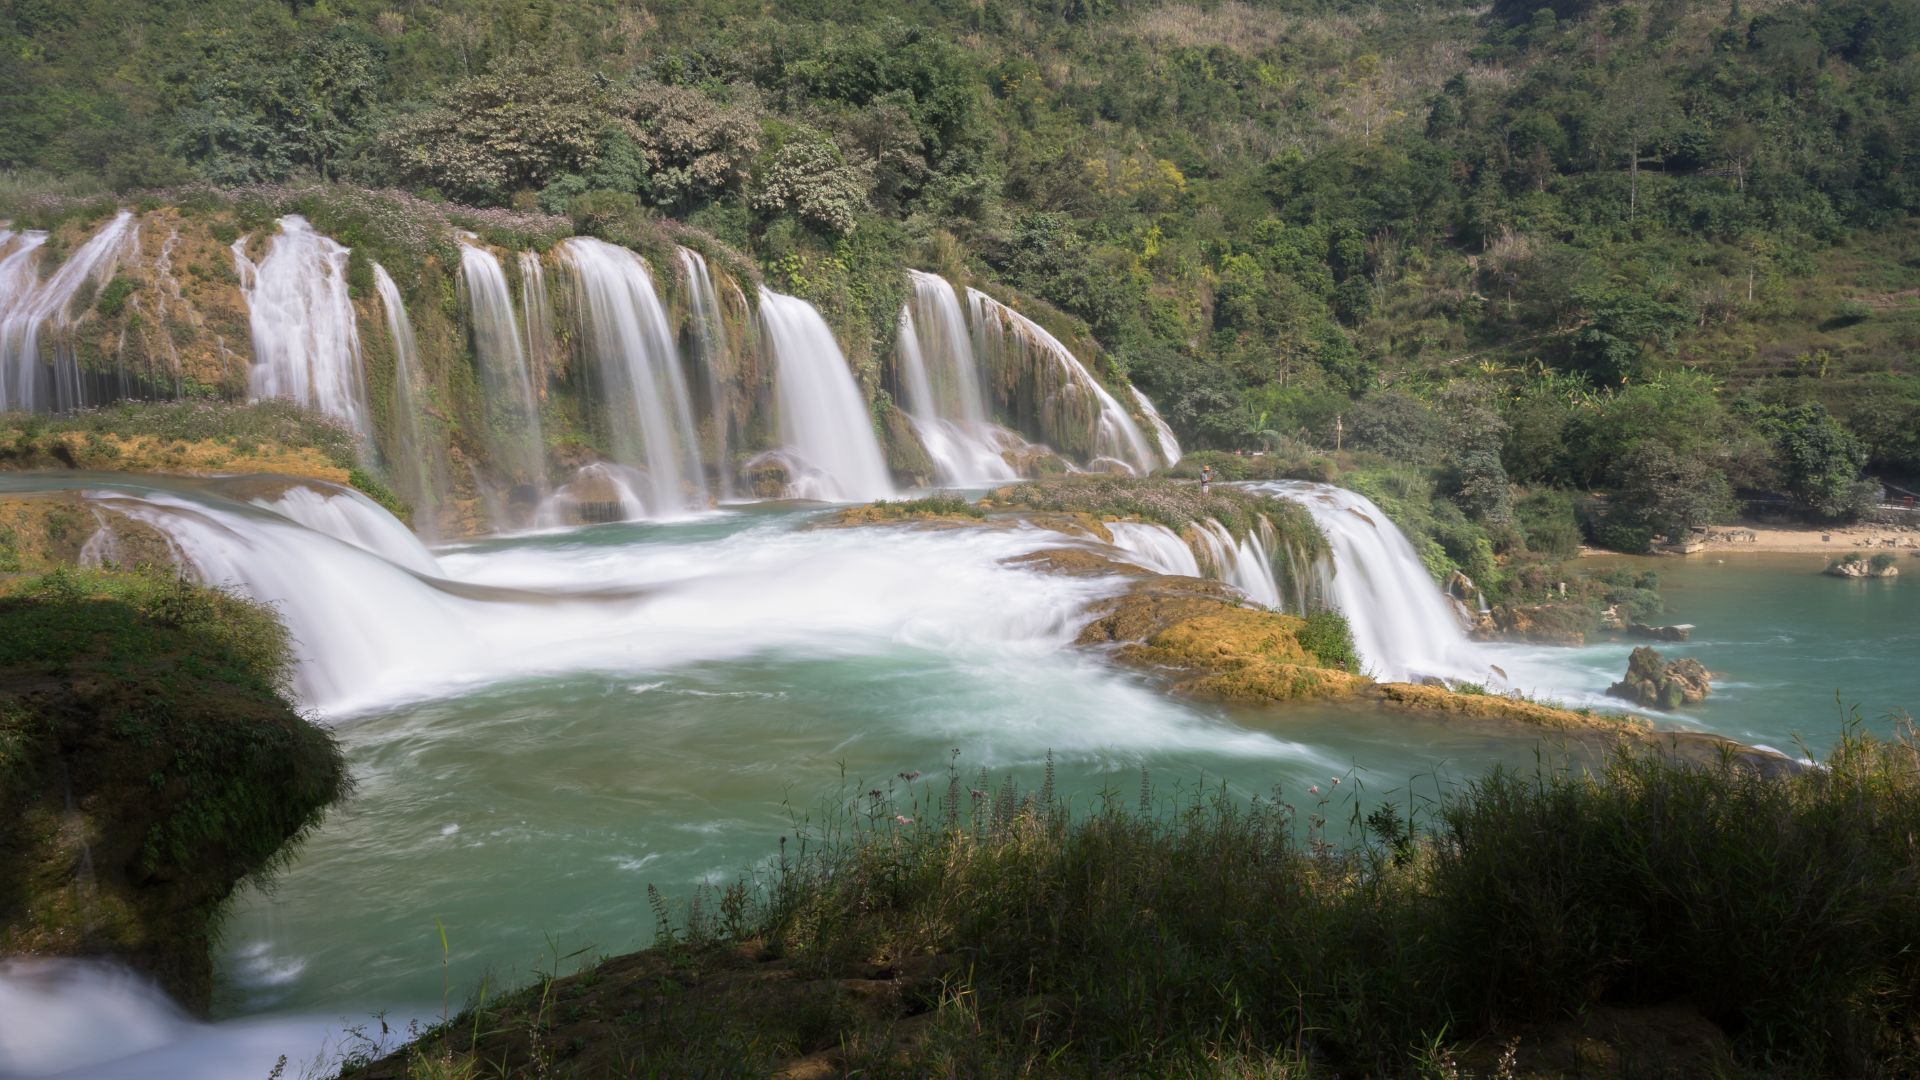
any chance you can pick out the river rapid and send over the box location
[1,473,1912,1079]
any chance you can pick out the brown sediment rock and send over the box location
[1074,571,1366,703]
[1479,601,1593,645]
[1373,682,1646,732]
[0,430,349,484]
[0,492,182,573]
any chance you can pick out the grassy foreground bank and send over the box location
[351,726,1919,1079]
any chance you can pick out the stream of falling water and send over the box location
[232,216,370,439]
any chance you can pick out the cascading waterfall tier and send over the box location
[678,248,740,501]
[518,251,555,378]
[232,216,371,438]
[458,239,548,518]
[758,288,895,503]
[559,237,709,518]
[965,286,1163,475]
[1104,516,1298,612]
[1251,481,1498,683]
[1,211,140,412]
[372,265,446,534]
[896,271,1019,485]
[891,270,1181,478]
[1131,385,1182,464]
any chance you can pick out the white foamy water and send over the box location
[560,237,709,517]
[1131,385,1182,465]
[60,479,1289,746]
[0,959,419,1080]
[966,287,1161,475]
[239,480,442,575]
[1252,481,1498,682]
[1,211,139,412]
[459,238,547,510]
[759,288,894,502]
[1106,521,1202,578]
[896,271,1019,485]
[233,216,370,438]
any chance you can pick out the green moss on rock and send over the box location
[0,567,347,1012]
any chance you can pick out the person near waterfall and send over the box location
[1200,464,1213,493]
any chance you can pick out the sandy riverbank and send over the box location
[1692,522,1920,554]
[1578,521,1920,557]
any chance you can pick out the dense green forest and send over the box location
[3,0,1917,552]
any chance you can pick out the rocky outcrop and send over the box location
[0,569,347,1013]
[1826,552,1900,578]
[1477,601,1593,645]
[1607,647,1712,710]
[1628,622,1693,641]
[1075,574,1368,704]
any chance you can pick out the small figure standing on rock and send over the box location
[1200,464,1213,494]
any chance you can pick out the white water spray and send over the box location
[1131,384,1182,465]
[372,264,444,532]
[759,288,894,502]
[896,271,1018,484]
[1,211,139,412]
[459,239,547,508]
[679,248,738,500]
[0,959,420,1080]
[237,479,442,576]
[232,216,370,438]
[1253,481,1494,682]
[560,237,708,517]
[1105,521,1202,578]
[966,288,1161,474]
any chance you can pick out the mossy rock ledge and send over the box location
[0,568,348,1013]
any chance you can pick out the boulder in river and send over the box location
[1628,621,1693,641]
[1826,551,1900,578]
[1607,647,1711,710]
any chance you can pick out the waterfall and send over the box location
[458,239,548,513]
[537,462,650,527]
[966,288,1160,474]
[232,216,370,438]
[1253,481,1494,683]
[678,248,737,501]
[758,288,894,503]
[1,211,139,413]
[896,272,1018,485]
[1106,522,1202,578]
[230,478,443,576]
[1131,385,1183,466]
[372,265,445,534]
[559,237,708,518]
[1188,519,1283,609]
[0,229,49,409]
[518,251,554,375]
[90,487,490,712]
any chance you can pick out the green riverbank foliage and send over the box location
[357,724,1920,1077]
[0,567,347,1010]
[2,0,1915,550]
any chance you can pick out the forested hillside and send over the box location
[4,0,1917,548]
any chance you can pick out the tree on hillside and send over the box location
[1609,442,1734,540]
[384,54,614,204]
[1763,403,1876,520]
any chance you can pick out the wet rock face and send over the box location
[1480,602,1592,645]
[1607,646,1712,710]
